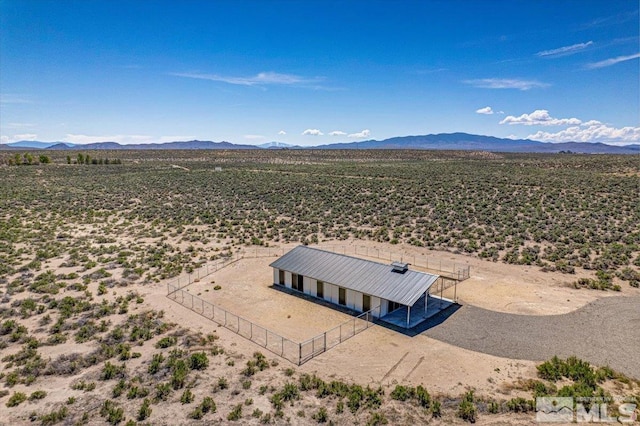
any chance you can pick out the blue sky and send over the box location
[1,0,638,146]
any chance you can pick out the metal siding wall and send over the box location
[325,283,338,304]
[371,296,381,317]
[273,268,279,284]
[285,271,292,288]
[303,276,313,295]
[379,299,388,316]
[349,289,362,312]
[307,277,317,297]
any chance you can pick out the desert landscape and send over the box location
[1,149,639,425]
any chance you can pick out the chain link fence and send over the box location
[167,282,378,365]
[165,243,469,364]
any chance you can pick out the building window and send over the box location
[338,288,346,306]
[278,270,285,285]
[317,281,324,298]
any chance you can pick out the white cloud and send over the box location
[329,130,347,136]
[414,67,448,74]
[302,129,323,136]
[476,106,494,115]
[348,129,371,139]
[278,130,287,135]
[464,78,550,91]
[536,41,593,57]
[500,110,582,126]
[586,53,640,69]
[171,71,323,87]
[15,133,38,140]
[64,134,154,144]
[0,94,33,105]
[244,134,265,140]
[0,133,38,144]
[157,135,196,143]
[528,122,640,144]
[5,122,35,129]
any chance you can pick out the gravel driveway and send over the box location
[422,295,640,379]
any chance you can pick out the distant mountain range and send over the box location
[315,133,640,154]
[2,133,639,154]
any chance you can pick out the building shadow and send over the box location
[270,284,462,337]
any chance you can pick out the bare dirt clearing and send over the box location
[160,243,639,385]
[184,257,358,342]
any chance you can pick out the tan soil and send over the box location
[3,239,638,425]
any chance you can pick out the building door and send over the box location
[291,273,300,291]
[297,274,304,291]
[278,270,285,285]
[362,294,371,312]
[338,288,346,306]
[387,300,401,313]
[317,281,324,299]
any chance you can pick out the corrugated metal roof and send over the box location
[269,246,439,307]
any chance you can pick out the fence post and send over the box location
[299,343,302,365]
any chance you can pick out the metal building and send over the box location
[270,245,448,328]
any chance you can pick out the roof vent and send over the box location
[391,261,409,274]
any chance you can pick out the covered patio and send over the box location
[381,293,455,329]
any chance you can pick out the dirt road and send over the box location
[423,295,640,379]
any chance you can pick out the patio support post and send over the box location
[424,292,428,316]
[406,305,411,328]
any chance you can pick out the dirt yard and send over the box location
[183,257,358,342]
[153,239,640,393]
[4,239,638,425]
